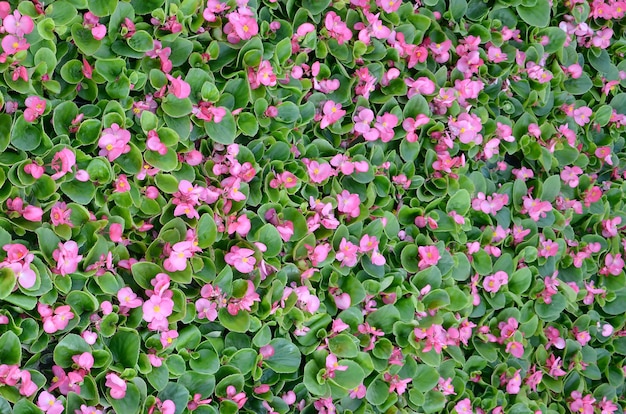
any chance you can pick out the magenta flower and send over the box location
[52,241,83,276]
[225,246,256,273]
[320,100,346,129]
[24,96,46,122]
[98,123,131,161]
[166,74,191,99]
[105,373,127,399]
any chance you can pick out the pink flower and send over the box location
[374,112,398,142]
[142,295,174,323]
[573,106,592,126]
[1,35,29,55]
[570,391,595,414]
[114,174,130,193]
[37,391,64,414]
[324,354,348,379]
[449,113,483,145]
[595,146,613,165]
[522,196,552,221]
[77,405,103,414]
[384,373,412,395]
[105,373,127,399]
[276,221,294,242]
[3,10,34,36]
[52,241,83,276]
[160,330,179,347]
[6,261,37,289]
[335,238,359,267]
[227,214,251,237]
[337,190,361,218]
[203,0,230,21]
[560,166,583,187]
[253,60,276,88]
[224,7,258,43]
[24,96,46,122]
[166,74,191,99]
[377,0,402,13]
[72,352,94,372]
[50,202,72,227]
[146,130,168,155]
[349,384,366,399]
[225,246,256,273]
[454,398,473,414]
[418,246,440,270]
[307,160,334,183]
[98,123,131,161]
[602,217,621,238]
[505,341,524,358]
[41,305,74,334]
[196,299,218,321]
[117,287,143,308]
[320,100,346,129]
[325,11,352,45]
[602,253,624,276]
[483,271,508,293]
[24,162,44,179]
[164,241,195,272]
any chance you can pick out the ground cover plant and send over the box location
[0,0,625,413]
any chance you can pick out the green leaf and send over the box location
[328,334,359,358]
[256,224,283,257]
[302,0,331,15]
[540,175,561,202]
[11,116,41,151]
[110,328,140,368]
[54,334,91,368]
[264,338,301,373]
[0,331,21,365]
[0,268,17,299]
[108,381,141,414]
[366,376,389,406]
[189,349,220,374]
[400,244,419,273]
[218,307,250,333]
[131,262,162,289]
[12,399,41,414]
[95,58,126,82]
[509,267,532,294]
[158,383,190,414]
[564,74,592,95]
[162,96,193,118]
[331,360,365,390]
[71,23,101,55]
[60,180,96,205]
[450,0,468,21]
[516,0,550,27]
[53,102,79,136]
[423,390,446,413]
[413,365,439,392]
[237,112,258,137]
[128,30,154,52]
[446,189,470,215]
[145,148,178,172]
[603,288,626,315]
[89,0,118,16]
[197,214,217,248]
[366,305,400,333]
[205,112,236,144]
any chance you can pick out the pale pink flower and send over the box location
[1,34,29,55]
[307,160,334,183]
[325,11,352,45]
[337,190,361,218]
[374,113,398,142]
[573,106,592,126]
[224,7,258,43]
[335,238,359,267]
[72,352,94,372]
[483,271,508,293]
[560,165,583,187]
[142,295,174,323]
[505,341,524,358]
[37,391,64,414]
[325,354,348,379]
[225,246,256,273]
[377,0,402,13]
[117,287,143,308]
[3,10,34,36]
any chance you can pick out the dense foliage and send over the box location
[0,0,625,413]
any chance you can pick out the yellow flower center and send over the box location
[106,144,113,151]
